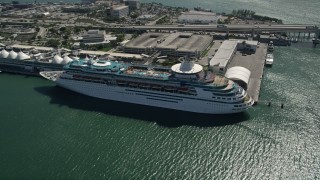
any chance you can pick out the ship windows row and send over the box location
[213,96,238,101]
[60,76,198,96]
[116,80,198,96]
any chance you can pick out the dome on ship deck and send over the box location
[52,54,63,64]
[17,51,31,60]
[171,59,203,74]
[62,55,73,64]
[7,50,18,59]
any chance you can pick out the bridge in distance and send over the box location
[116,24,318,31]
[113,24,320,35]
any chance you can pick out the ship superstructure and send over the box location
[40,58,254,114]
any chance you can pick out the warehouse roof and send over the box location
[209,40,238,68]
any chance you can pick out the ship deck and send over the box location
[124,66,171,80]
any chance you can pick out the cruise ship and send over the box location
[40,58,254,114]
[0,48,76,76]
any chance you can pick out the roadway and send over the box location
[1,17,319,34]
[114,24,320,33]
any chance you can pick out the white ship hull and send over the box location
[56,78,251,114]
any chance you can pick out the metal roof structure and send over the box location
[10,44,54,52]
[0,49,9,58]
[124,32,213,57]
[17,51,31,60]
[209,40,238,69]
[8,50,18,59]
[225,66,251,85]
[52,55,63,64]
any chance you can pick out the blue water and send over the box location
[1,0,320,179]
[142,0,320,24]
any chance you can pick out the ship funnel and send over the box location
[171,57,203,74]
[179,58,194,72]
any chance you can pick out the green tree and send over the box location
[60,27,67,32]
[130,13,139,19]
[46,39,60,47]
[116,33,125,42]
[62,40,68,46]
[48,28,58,34]
[74,27,82,33]
[132,32,139,39]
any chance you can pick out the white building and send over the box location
[82,30,106,44]
[210,40,238,73]
[237,40,258,52]
[82,30,117,45]
[111,6,129,18]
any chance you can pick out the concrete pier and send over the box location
[227,44,267,104]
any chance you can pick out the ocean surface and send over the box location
[1,0,320,179]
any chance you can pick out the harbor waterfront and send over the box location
[1,44,320,179]
[1,1,320,179]
[141,0,320,24]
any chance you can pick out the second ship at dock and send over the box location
[40,57,254,114]
[0,48,72,75]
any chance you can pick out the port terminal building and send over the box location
[124,32,213,58]
[209,40,258,74]
[209,40,258,90]
[81,30,117,45]
[82,30,106,44]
